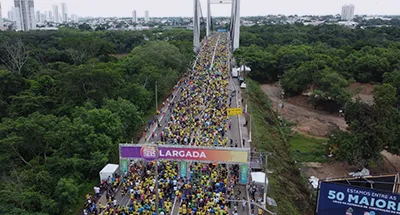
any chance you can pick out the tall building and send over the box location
[132,10,137,23]
[71,14,78,23]
[36,10,40,23]
[0,2,3,29]
[48,11,53,21]
[40,13,45,22]
[61,3,68,23]
[145,10,149,22]
[341,4,355,21]
[14,0,36,31]
[52,5,59,23]
[8,10,13,20]
[12,7,18,21]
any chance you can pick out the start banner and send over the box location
[119,144,249,163]
[317,181,400,215]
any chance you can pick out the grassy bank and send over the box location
[290,133,328,163]
[247,79,313,215]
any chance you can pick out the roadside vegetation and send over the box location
[0,28,194,215]
[247,79,313,215]
[235,24,400,168]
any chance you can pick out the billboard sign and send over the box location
[317,181,400,215]
[120,144,249,164]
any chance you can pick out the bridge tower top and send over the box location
[193,0,240,53]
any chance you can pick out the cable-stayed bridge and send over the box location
[193,0,241,52]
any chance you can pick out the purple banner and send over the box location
[119,144,249,163]
[120,146,141,158]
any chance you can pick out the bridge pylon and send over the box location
[193,0,201,53]
[193,0,241,52]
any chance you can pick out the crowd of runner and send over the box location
[84,33,248,215]
[171,34,234,215]
[160,34,229,148]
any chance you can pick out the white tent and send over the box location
[251,171,268,186]
[99,164,119,184]
[231,68,238,78]
[239,65,251,72]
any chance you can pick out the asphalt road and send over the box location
[105,35,222,211]
[139,36,215,145]
[100,33,255,215]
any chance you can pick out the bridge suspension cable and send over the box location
[193,0,241,52]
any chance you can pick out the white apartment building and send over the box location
[0,2,3,30]
[40,13,45,22]
[132,10,137,23]
[47,11,53,21]
[52,5,59,23]
[71,14,78,23]
[145,10,149,22]
[36,10,40,22]
[8,10,13,20]
[341,4,355,21]
[14,0,36,31]
[61,3,68,23]
[9,7,18,21]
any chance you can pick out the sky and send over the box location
[1,0,400,18]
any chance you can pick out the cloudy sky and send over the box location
[1,0,399,18]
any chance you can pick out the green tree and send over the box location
[56,62,123,110]
[104,98,143,139]
[352,54,391,83]
[54,178,79,213]
[234,45,278,81]
[373,84,400,154]
[0,113,68,167]
[328,84,400,166]
[311,69,351,106]
[71,107,124,143]
[78,23,92,31]
[275,45,312,75]
[0,70,26,117]
[328,100,379,167]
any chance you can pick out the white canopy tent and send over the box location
[99,163,119,184]
[232,68,239,77]
[239,65,251,72]
[251,171,268,185]
[251,171,270,208]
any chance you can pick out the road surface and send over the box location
[97,33,253,215]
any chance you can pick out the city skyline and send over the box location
[1,0,400,18]
[14,0,36,31]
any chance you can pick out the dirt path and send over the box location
[260,83,400,179]
[303,151,400,179]
[260,84,347,137]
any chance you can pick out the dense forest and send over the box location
[0,28,194,215]
[234,24,400,167]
